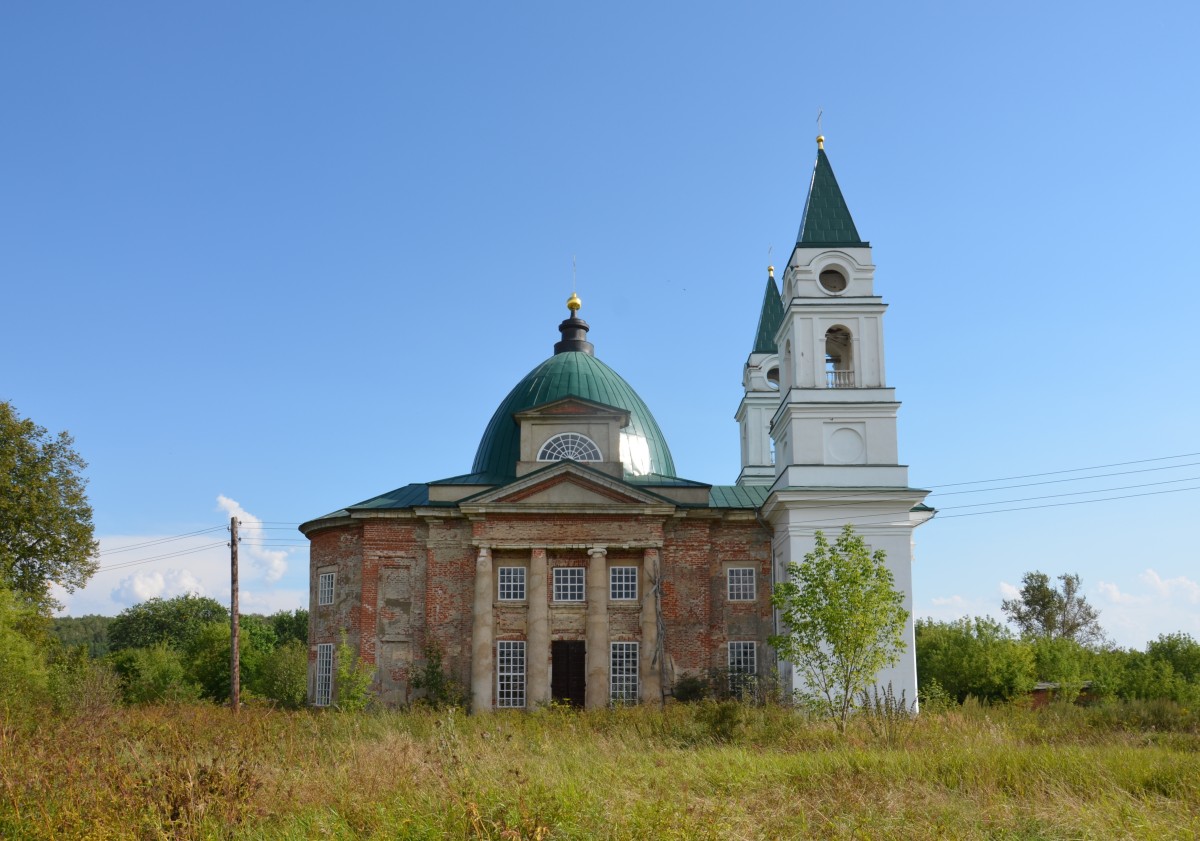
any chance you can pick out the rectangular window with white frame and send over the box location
[728,641,757,696]
[315,643,334,707]
[553,567,585,602]
[610,641,639,703]
[609,566,638,601]
[496,640,526,708]
[318,571,335,606]
[498,566,526,601]
[727,567,756,601]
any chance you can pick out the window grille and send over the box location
[610,566,638,600]
[315,643,334,706]
[537,432,602,462]
[496,640,526,708]
[498,567,526,601]
[318,571,335,606]
[610,641,639,703]
[727,567,756,601]
[728,641,757,696]
[553,567,585,602]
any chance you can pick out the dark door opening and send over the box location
[551,640,586,707]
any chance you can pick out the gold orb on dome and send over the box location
[567,292,582,313]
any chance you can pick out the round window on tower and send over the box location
[819,269,848,294]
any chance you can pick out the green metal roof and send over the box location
[472,351,677,480]
[429,470,513,486]
[348,483,432,510]
[627,472,710,488]
[709,484,770,508]
[751,275,784,354]
[796,148,866,247]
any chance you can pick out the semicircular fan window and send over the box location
[537,432,602,463]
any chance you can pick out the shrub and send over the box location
[110,644,202,704]
[671,673,710,703]
[915,616,1035,702]
[0,586,49,713]
[253,638,309,708]
[47,646,121,715]
[334,633,374,712]
[409,641,466,708]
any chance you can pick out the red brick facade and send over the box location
[307,497,773,709]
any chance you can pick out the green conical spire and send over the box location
[795,138,866,247]
[751,268,784,354]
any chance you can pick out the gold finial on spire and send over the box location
[768,265,774,278]
[816,135,825,150]
[567,291,581,313]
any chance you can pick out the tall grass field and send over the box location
[2,700,1197,839]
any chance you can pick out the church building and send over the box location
[300,138,932,710]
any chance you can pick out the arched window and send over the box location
[825,325,854,388]
[537,432,602,462]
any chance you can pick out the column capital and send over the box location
[587,545,608,559]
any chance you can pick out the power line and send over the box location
[98,526,226,556]
[95,542,229,573]
[931,461,1200,497]
[926,451,1200,489]
[935,475,1200,511]
[937,484,1200,519]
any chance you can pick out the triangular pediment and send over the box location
[459,461,673,510]
[514,396,631,426]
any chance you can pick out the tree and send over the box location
[1146,632,1200,683]
[0,401,98,611]
[914,616,1035,703]
[1001,571,1104,646]
[267,608,309,646]
[52,614,113,657]
[769,525,908,732]
[108,594,228,653]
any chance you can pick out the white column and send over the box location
[585,546,609,709]
[470,546,494,713]
[526,548,550,707]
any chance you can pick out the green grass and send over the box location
[1,700,1197,839]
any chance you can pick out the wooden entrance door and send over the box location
[551,640,586,707]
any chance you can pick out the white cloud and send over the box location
[1096,580,1148,605]
[1139,569,1200,603]
[217,494,288,583]
[111,568,206,605]
[1086,569,1200,648]
[919,593,999,623]
[930,595,967,608]
[54,497,307,617]
[998,581,1020,599]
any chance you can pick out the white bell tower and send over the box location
[736,267,784,486]
[762,136,933,704]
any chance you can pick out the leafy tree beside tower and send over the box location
[769,525,909,732]
[0,401,98,612]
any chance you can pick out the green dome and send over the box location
[473,351,677,480]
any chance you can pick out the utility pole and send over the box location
[230,516,240,713]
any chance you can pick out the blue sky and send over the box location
[3,2,1197,648]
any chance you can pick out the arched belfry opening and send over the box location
[824,325,854,388]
